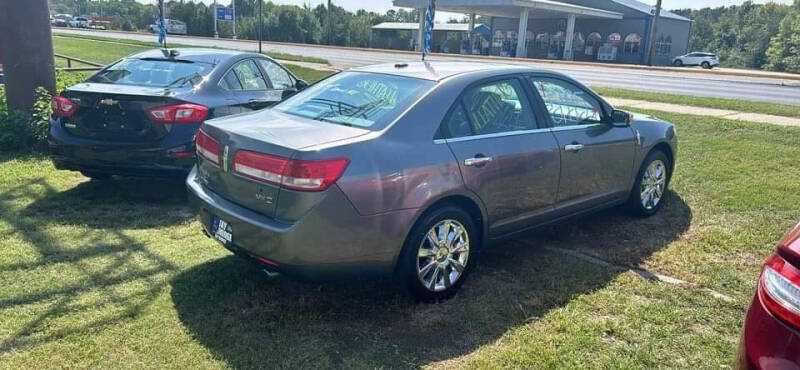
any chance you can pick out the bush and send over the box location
[0,71,91,152]
[0,87,52,152]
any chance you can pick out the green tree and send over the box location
[673,2,789,69]
[765,1,800,72]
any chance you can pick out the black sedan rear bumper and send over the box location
[48,119,196,177]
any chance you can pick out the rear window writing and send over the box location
[275,72,434,130]
[88,58,214,88]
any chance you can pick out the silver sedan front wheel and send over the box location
[640,159,667,211]
[416,219,470,292]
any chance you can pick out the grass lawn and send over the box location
[1,108,799,368]
[595,86,800,119]
[53,34,329,65]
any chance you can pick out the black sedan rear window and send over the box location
[275,72,435,130]
[88,58,214,88]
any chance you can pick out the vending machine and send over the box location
[597,43,618,61]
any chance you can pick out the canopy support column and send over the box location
[468,13,476,33]
[417,9,425,51]
[516,8,529,58]
[563,14,576,60]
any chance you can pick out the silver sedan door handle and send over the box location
[564,144,584,152]
[464,157,493,167]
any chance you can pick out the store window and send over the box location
[655,35,672,55]
[607,33,622,46]
[585,32,602,55]
[624,33,641,54]
[535,33,549,49]
[662,35,672,55]
[573,32,585,51]
[587,32,602,46]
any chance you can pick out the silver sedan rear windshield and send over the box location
[275,72,435,130]
[88,58,214,87]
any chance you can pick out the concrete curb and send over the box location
[606,97,800,127]
[52,28,800,82]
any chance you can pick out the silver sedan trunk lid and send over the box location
[198,109,368,220]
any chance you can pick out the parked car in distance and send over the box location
[69,16,89,28]
[187,62,678,300]
[49,48,308,179]
[672,52,719,69]
[53,14,71,27]
[149,19,188,35]
[88,22,108,30]
[737,221,800,369]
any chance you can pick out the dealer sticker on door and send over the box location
[210,216,233,246]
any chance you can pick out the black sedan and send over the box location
[49,48,308,179]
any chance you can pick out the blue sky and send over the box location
[140,0,794,17]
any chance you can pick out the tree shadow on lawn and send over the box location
[170,192,692,368]
[21,175,191,229]
[0,176,187,352]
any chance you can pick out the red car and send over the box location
[738,221,800,369]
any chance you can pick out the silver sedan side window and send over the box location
[531,78,604,127]
[445,79,536,138]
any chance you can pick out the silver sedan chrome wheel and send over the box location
[416,219,470,292]
[640,159,667,210]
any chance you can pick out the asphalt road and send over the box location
[54,28,800,106]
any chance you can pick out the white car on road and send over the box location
[69,16,89,28]
[149,19,187,35]
[672,52,719,69]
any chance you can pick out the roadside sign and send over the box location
[216,7,233,21]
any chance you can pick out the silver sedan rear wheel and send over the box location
[640,159,667,211]
[416,219,470,292]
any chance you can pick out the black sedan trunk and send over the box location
[59,83,187,144]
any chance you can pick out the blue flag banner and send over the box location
[157,18,166,45]
[422,0,436,59]
[157,0,166,46]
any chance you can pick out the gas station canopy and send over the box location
[394,0,624,60]
[393,0,623,20]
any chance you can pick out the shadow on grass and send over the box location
[170,192,691,368]
[21,176,189,229]
[0,176,185,352]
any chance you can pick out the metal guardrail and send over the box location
[54,53,104,72]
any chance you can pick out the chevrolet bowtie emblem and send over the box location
[99,98,119,106]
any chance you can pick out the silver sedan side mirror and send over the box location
[611,109,631,127]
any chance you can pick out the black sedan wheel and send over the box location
[399,205,479,301]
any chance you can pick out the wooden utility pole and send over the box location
[646,0,662,66]
[0,0,56,112]
[327,0,332,45]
